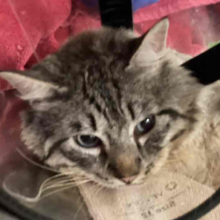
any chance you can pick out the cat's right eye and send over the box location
[76,135,101,148]
[136,115,156,135]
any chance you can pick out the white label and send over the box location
[79,172,220,220]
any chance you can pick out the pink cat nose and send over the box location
[121,175,137,184]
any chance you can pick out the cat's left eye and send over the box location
[76,135,101,148]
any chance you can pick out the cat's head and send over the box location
[0,19,202,188]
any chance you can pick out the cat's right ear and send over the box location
[129,18,169,66]
[0,70,66,100]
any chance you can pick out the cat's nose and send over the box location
[108,155,141,183]
[121,175,137,184]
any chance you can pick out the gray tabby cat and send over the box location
[1,19,220,190]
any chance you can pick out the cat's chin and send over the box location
[119,182,145,189]
[91,178,146,189]
[94,183,143,189]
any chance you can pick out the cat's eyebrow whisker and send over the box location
[16,147,59,173]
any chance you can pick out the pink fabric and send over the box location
[0,90,26,166]
[133,0,220,21]
[135,6,212,56]
[0,0,219,80]
[0,0,71,69]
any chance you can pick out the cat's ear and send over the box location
[129,19,169,66]
[0,71,65,100]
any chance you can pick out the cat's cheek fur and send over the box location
[140,120,190,178]
[45,151,75,168]
[148,147,171,176]
[21,118,46,158]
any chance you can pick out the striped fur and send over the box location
[2,20,220,189]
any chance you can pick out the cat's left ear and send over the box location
[129,18,169,66]
[0,70,66,100]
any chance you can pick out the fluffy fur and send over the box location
[1,19,220,189]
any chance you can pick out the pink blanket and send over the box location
[1,0,220,90]
[0,0,220,161]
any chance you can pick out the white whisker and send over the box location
[39,181,91,201]
[16,147,59,173]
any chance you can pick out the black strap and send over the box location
[182,44,220,85]
[174,187,220,220]
[99,0,133,29]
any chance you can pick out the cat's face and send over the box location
[0,19,202,188]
